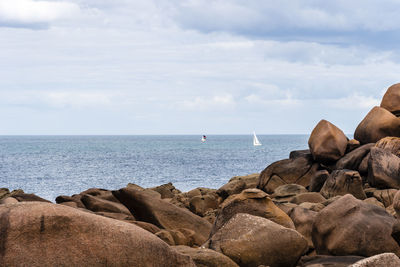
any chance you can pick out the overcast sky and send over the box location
[0,0,399,134]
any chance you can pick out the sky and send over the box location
[0,0,399,135]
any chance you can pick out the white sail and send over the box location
[253,132,262,146]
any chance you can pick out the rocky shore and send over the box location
[2,84,400,266]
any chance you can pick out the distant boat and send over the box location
[253,132,262,146]
[201,135,207,142]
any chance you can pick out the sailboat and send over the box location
[201,135,207,142]
[253,132,262,146]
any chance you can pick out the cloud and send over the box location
[180,94,236,110]
[0,0,80,29]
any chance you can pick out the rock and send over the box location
[156,229,188,246]
[12,192,52,203]
[258,154,319,193]
[228,173,259,189]
[0,188,10,199]
[309,170,329,192]
[376,136,400,157]
[94,211,135,222]
[290,192,326,204]
[320,170,366,200]
[272,184,308,202]
[113,187,212,245]
[308,120,348,164]
[335,143,374,171]
[299,202,325,212]
[150,183,181,199]
[347,139,361,153]
[322,195,342,206]
[189,194,218,217]
[363,197,385,208]
[274,202,298,215]
[55,195,85,208]
[173,246,239,267]
[81,194,132,215]
[289,149,311,159]
[312,194,400,257]
[299,255,365,267]
[132,221,161,234]
[216,179,246,200]
[207,213,308,267]
[359,152,370,175]
[0,197,18,205]
[0,202,195,266]
[210,189,295,237]
[156,230,176,245]
[354,106,400,144]
[393,190,400,217]
[289,206,318,249]
[349,253,400,267]
[79,188,120,203]
[368,147,400,189]
[381,83,400,116]
[365,188,398,207]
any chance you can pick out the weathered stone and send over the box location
[381,83,400,116]
[173,246,239,267]
[335,143,374,171]
[289,149,311,159]
[376,136,400,157]
[393,190,400,217]
[363,197,385,208]
[132,221,161,234]
[228,173,259,189]
[0,202,195,266]
[274,202,298,215]
[308,120,348,164]
[354,106,400,144]
[366,188,398,207]
[299,202,325,212]
[55,194,85,208]
[299,255,365,267]
[210,188,295,237]
[207,213,308,267]
[289,206,318,249]
[216,179,246,200]
[81,194,131,215]
[189,194,218,217]
[12,192,52,203]
[309,170,329,192]
[79,188,120,203]
[320,170,366,200]
[0,188,10,199]
[258,154,318,193]
[272,184,308,202]
[312,194,400,257]
[94,211,135,222]
[290,192,326,204]
[150,182,181,199]
[156,230,175,245]
[368,147,400,189]
[113,187,212,245]
[0,197,18,205]
[349,253,400,267]
[346,139,361,153]
[359,152,370,175]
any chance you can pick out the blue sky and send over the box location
[0,0,399,134]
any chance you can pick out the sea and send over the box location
[0,135,309,202]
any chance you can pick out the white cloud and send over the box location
[180,94,236,110]
[0,0,80,28]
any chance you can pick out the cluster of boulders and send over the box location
[2,84,400,266]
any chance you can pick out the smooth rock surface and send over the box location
[349,252,400,267]
[368,147,400,189]
[381,83,400,116]
[320,169,366,200]
[173,246,239,267]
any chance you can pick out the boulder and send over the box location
[358,152,371,175]
[289,206,318,249]
[393,190,400,217]
[289,149,311,159]
[271,184,308,202]
[0,202,195,266]
[368,147,400,189]
[150,183,181,199]
[207,213,308,267]
[132,221,161,234]
[0,197,18,205]
[113,187,212,245]
[335,143,374,171]
[156,229,188,246]
[346,139,361,153]
[210,189,294,237]
[0,188,10,199]
[79,188,120,203]
[258,154,319,193]
[228,173,259,189]
[308,120,348,164]
[320,170,366,200]
[354,106,400,144]
[309,170,329,192]
[376,136,400,157]
[94,211,135,222]
[189,194,218,217]
[81,194,132,215]
[290,192,326,204]
[11,192,51,203]
[363,197,385,208]
[349,253,400,267]
[312,194,400,257]
[381,83,400,116]
[217,179,246,200]
[298,202,325,212]
[173,246,239,267]
[299,255,365,267]
[55,195,85,208]
[365,188,398,207]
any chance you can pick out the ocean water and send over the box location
[0,135,309,202]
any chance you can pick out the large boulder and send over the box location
[354,106,400,144]
[207,213,308,267]
[228,173,259,189]
[335,143,374,171]
[271,184,308,202]
[81,194,132,215]
[312,194,400,257]
[210,189,294,237]
[381,83,400,116]
[11,192,51,203]
[365,188,398,207]
[173,246,239,267]
[299,255,365,267]
[309,170,329,192]
[189,194,218,217]
[113,187,212,244]
[0,202,195,266]
[290,192,326,204]
[349,253,400,267]
[375,136,400,157]
[257,153,319,193]
[289,206,318,249]
[150,182,181,199]
[308,120,348,164]
[368,147,400,189]
[320,170,366,200]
